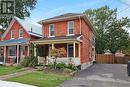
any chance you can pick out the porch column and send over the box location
[17,45,19,64]
[73,42,76,58]
[34,44,36,57]
[52,43,54,49]
[4,46,6,64]
[78,43,80,58]
[27,46,29,56]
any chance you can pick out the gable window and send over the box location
[68,21,74,35]
[49,24,55,36]
[19,29,23,38]
[11,30,15,39]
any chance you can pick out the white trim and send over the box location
[73,42,76,58]
[34,45,36,57]
[17,45,19,64]
[77,35,83,42]
[4,46,6,64]
[67,21,74,35]
[27,46,30,56]
[78,43,80,58]
[19,29,23,38]
[11,30,15,39]
[49,24,55,37]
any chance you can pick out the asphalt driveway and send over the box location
[59,64,130,87]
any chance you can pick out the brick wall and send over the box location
[43,19,80,37]
[3,20,30,40]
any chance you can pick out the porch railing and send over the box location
[38,56,80,66]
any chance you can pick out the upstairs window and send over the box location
[49,24,55,36]
[11,30,15,39]
[19,29,23,38]
[68,21,74,35]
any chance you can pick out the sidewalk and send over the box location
[0,80,36,87]
[0,68,37,80]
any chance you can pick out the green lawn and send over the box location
[7,71,69,87]
[0,66,23,76]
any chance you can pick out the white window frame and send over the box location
[67,21,74,36]
[11,30,15,39]
[19,29,23,38]
[49,24,55,37]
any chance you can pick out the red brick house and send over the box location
[0,17,42,65]
[32,13,96,69]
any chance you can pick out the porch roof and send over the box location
[0,38,30,46]
[32,35,82,44]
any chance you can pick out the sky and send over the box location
[26,0,130,22]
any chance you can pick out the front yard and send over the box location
[7,71,69,87]
[0,66,23,76]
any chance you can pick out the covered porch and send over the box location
[0,38,30,65]
[33,36,82,66]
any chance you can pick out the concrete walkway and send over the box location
[0,80,36,87]
[59,64,130,87]
[0,68,37,80]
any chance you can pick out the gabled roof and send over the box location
[2,17,42,39]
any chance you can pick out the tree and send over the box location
[50,47,66,69]
[0,0,37,28]
[106,18,130,53]
[84,6,130,54]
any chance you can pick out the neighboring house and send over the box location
[32,13,96,69]
[0,17,42,65]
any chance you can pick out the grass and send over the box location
[7,71,69,87]
[0,66,23,76]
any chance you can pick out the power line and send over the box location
[118,0,130,7]
[117,0,130,14]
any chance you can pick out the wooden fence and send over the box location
[96,54,130,64]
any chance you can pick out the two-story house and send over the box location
[32,13,96,69]
[0,17,42,65]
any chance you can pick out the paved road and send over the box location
[59,64,130,87]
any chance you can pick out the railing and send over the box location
[38,56,80,65]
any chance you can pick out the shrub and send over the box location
[28,56,38,67]
[66,64,78,71]
[20,56,38,67]
[56,62,66,69]
[20,56,31,67]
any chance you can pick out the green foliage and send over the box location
[20,56,31,67]
[50,47,66,69]
[28,56,38,67]
[29,43,35,57]
[56,62,66,69]
[20,56,38,67]
[84,6,130,54]
[0,0,37,28]
[66,63,78,71]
